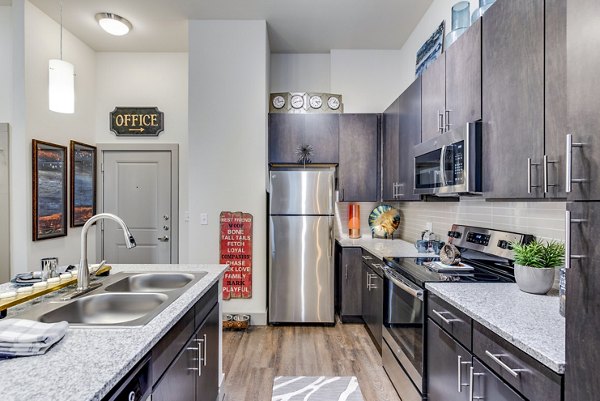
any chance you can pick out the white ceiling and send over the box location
[27,0,432,53]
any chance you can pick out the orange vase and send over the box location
[348,204,360,239]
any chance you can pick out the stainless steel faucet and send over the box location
[77,213,136,292]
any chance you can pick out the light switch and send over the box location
[200,213,208,225]
[184,211,190,222]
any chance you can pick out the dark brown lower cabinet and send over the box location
[336,245,363,322]
[361,253,383,352]
[152,334,198,401]
[471,359,525,401]
[197,304,220,401]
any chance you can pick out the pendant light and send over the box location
[49,2,74,114]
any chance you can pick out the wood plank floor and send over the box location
[221,323,402,401]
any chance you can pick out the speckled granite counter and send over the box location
[426,283,565,374]
[0,264,228,401]
[336,234,434,260]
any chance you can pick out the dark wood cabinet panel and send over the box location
[153,336,198,401]
[382,97,401,201]
[362,261,383,352]
[566,202,600,400]
[544,0,567,199]
[482,0,545,199]
[445,18,482,132]
[338,247,363,320]
[338,114,379,202]
[472,359,526,401]
[397,77,422,201]
[268,114,339,164]
[421,53,446,142]
[567,0,600,201]
[197,305,219,401]
[426,319,471,401]
[428,293,472,351]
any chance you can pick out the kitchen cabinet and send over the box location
[361,252,383,352]
[338,114,380,202]
[482,0,545,199]
[565,201,600,400]
[471,358,526,401]
[268,113,339,164]
[196,304,220,401]
[566,0,600,201]
[421,53,446,142]
[336,246,363,322]
[382,96,401,201]
[397,77,422,201]
[152,334,198,401]
[445,18,482,135]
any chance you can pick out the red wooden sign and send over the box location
[219,212,253,300]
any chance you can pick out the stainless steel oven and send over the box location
[414,122,482,196]
[382,265,425,401]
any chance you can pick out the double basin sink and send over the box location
[18,271,207,328]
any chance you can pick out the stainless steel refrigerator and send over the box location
[268,167,335,324]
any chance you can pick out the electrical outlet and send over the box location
[200,213,208,225]
[425,222,433,232]
[185,211,190,222]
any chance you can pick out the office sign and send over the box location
[219,211,253,300]
[110,107,164,137]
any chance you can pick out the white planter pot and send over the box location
[514,264,556,295]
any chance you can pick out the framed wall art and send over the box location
[32,140,67,240]
[70,141,97,227]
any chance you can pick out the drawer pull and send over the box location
[362,255,373,260]
[432,309,461,325]
[485,350,527,378]
[457,355,472,392]
[469,367,485,401]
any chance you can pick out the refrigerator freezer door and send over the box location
[269,169,334,215]
[269,215,334,323]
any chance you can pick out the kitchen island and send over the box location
[0,264,228,401]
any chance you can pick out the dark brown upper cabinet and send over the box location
[421,53,446,142]
[482,0,545,199]
[382,96,401,201]
[397,77,422,201]
[445,18,482,134]
[338,114,380,202]
[566,0,600,201]
[268,113,339,164]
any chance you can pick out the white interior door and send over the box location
[102,150,172,264]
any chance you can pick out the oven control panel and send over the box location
[466,232,490,246]
[447,224,534,260]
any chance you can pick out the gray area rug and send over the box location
[272,376,365,401]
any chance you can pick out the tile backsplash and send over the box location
[337,198,566,243]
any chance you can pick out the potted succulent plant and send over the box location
[511,240,565,295]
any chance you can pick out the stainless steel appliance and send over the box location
[381,224,533,400]
[414,122,482,196]
[268,167,335,324]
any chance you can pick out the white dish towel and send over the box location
[0,319,68,358]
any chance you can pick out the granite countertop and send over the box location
[426,282,565,374]
[336,234,434,260]
[0,264,228,401]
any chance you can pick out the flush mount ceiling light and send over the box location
[95,13,132,36]
[49,2,74,114]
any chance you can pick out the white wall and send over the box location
[270,53,330,93]
[0,6,12,122]
[188,20,269,324]
[9,0,97,274]
[95,52,189,262]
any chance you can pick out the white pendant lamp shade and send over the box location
[49,59,75,114]
[96,13,132,36]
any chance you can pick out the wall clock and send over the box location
[309,95,323,109]
[290,94,305,109]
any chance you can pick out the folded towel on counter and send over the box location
[0,319,68,358]
[11,272,43,286]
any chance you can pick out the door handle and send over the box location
[445,109,452,132]
[543,155,558,194]
[457,355,472,393]
[484,350,527,378]
[565,210,587,269]
[469,367,485,401]
[566,134,587,193]
[157,235,169,242]
[437,110,444,134]
[527,158,540,194]
[194,337,205,376]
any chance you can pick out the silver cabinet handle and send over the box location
[187,346,199,372]
[543,155,558,194]
[202,333,207,367]
[565,210,587,269]
[438,110,444,133]
[158,235,169,242]
[566,134,586,193]
[469,366,485,401]
[458,355,472,392]
[445,110,452,132]
[527,158,540,194]
[432,309,461,325]
[367,273,378,289]
[484,350,527,378]
[340,188,345,201]
[362,255,373,261]
[196,338,204,376]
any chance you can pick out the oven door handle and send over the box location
[383,267,423,300]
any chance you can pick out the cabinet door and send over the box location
[565,202,600,400]
[471,359,525,401]
[152,336,198,401]
[338,114,379,202]
[567,0,600,201]
[397,77,422,201]
[340,247,363,318]
[196,305,219,401]
[482,0,545,199]
[304,114,339,164]
[426,319,471,401]
[421,53,446,142]
[544,0,567,199]
[370,272,383,351]
[382,97,401,201]
[445,18,482,132]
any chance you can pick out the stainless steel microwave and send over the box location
[414,122,482,196]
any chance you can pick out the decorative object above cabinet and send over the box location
[269,92,343,114]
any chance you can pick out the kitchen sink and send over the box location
[39,293,169,325]
[16,271,208,327]
[104,272,203,293]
